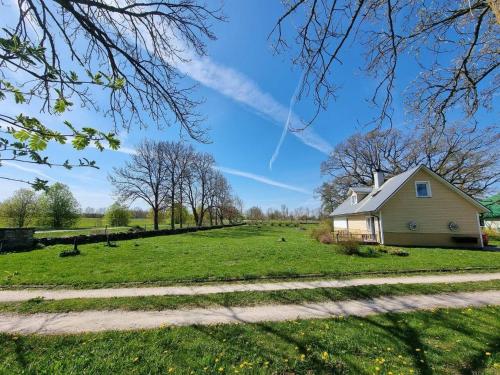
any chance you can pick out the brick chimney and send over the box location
[374,170,384,189]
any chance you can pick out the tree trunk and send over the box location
[198,207,204,227]
[179,182,183,228]
[153,208,159,230]
[190,204,199,227]
[170,180,175,230]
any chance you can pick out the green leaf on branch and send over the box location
[28,133,47,151]
[54,95,72,114]
[72,134,90,150]
[31,178,49,191]
[69,71,79,82]
[12,129,30,142]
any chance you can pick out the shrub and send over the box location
[105,203,131,227]
[337,241,360,255]
[484,228,499,241]
[318,232,334,244]
[311,219,334,242]
[365,247,379,257]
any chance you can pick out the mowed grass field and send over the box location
[0,216,192,238]
[1,306,498,374]
[1,225,500,287]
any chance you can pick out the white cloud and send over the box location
[175,55,333,156]
[215,166,311,195]
[1,161,55,181]
[269,72,305,170]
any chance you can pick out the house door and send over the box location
[366,217,376,236]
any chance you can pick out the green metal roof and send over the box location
[481,194,500,219]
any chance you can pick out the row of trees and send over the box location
[316,124,500,212]
[0,184,80,228]
[109,140,243,230]
[246,205,320,222]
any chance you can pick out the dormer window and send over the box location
[351,194,358,205]
[415,181,432,198]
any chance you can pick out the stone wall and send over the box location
[36,223,245,247]
[0,228,35,252]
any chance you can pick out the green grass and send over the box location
[0,216,194,238]
[1,305,498,374]
[33,218,195,238]
[2,226,500,287]
[1,280,499,314]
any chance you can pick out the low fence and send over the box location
[36,223,246,247]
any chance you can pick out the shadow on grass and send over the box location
[191,287,499,373]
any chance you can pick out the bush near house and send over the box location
[337,240,360,255]
[311,219,333,242]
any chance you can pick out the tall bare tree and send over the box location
[272,0,499,129]
[319,124,499,210]
[109,140,170,230]
[162,141,194,230]
[184,152,215,226]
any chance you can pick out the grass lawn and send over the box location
[1,280,499,314]
[2,225,500,288]
[33,218,193,238]
[1,305,498,374]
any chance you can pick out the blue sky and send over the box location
[1,1,497,211]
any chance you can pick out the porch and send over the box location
[333,230,379,244]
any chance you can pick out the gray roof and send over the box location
[348,187,373,194]
[331,166,421,216]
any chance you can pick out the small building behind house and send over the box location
[481,194,500,232]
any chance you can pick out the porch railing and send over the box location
[334,230,378,243]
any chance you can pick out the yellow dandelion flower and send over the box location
[321,352,329,361]
[168,368,174,373]
[218,367,224,372]
[486,352,491,356]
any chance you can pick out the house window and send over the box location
[351,194,357,205]
[415,181,432,198]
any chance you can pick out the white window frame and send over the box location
[351,194,357,205]
[415,181,432,198]
[365,216,375,235]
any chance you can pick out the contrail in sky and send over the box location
[269,72,305,170]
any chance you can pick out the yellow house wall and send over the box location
[347,216,368,233]
[381,169,482,247]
